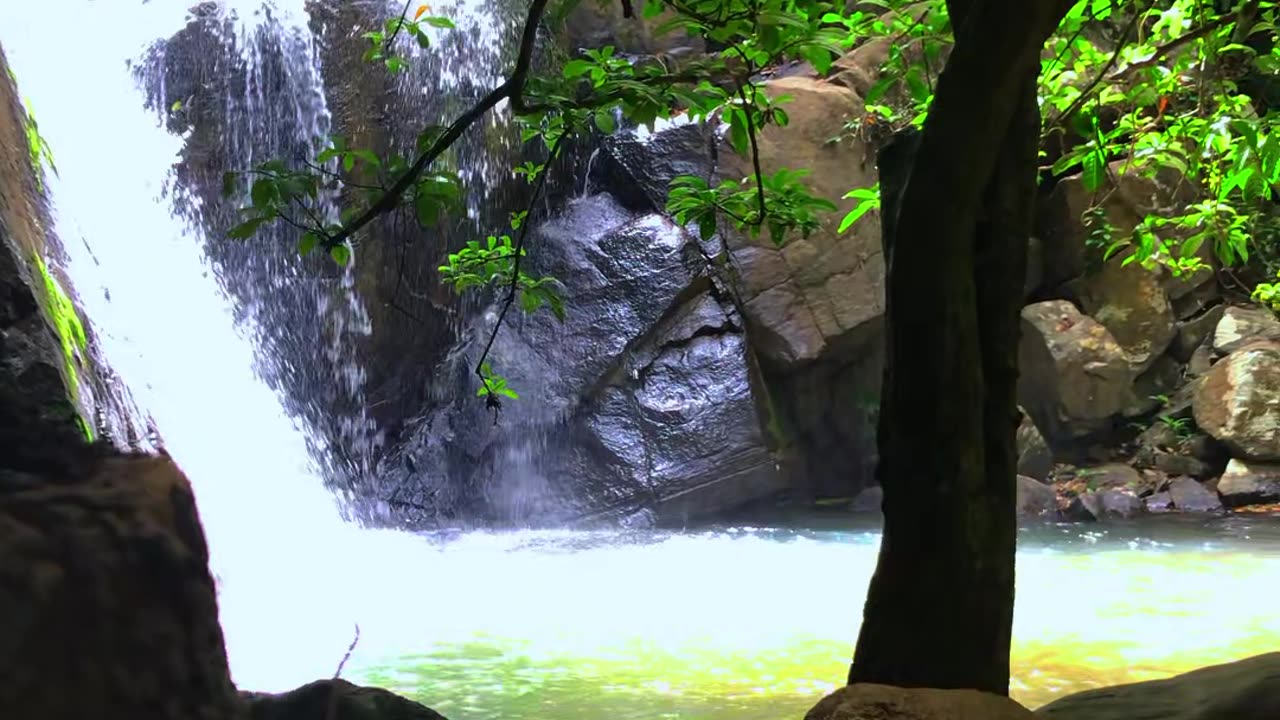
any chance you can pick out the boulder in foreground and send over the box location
[244,679,449,720]
[1034,652,1280,720]
[806,683,1034,720]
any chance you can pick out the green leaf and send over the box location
[228,216,269,240]
[423,16,456,29]
[415,193,441,227]
[563,59,593,78]
[329,244,352,266]
[1082,150,1107,192]
[593,108,616,134]
[298,231,319,256]
[250,178,278,208]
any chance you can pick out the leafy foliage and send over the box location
[222,0,1280,405]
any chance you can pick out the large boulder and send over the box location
[1034,653,1280,720]
[1167,476,1224,512]
[1068,258,1176,373]
[1193,341,1280,461]
[1018,301,1133,442]
[1217,459,1280,507]
[244,679,448,720]
[807,683,1034,720]
[1036,161,1202,290]
[0,453,241,719]
[373,196,783,527]
[1212,306,1280,355]
[718,76,884,368]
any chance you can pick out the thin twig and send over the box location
[325,624,362,720]
[384,0,415,51]
[304,159,384,191]
[1048,3,1150,129]
[1107,15,1232,82]
[473,138,563,398]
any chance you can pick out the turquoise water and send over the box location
[339,514,1280,718]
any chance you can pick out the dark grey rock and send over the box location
[1035,653,1280,720]
[1017,475,1059,519]
[600,121,715,213]
[244,679,449,720]
[1144,491,1175,513]
[1079,489,1143,519]
[1152,451,1212,478]
[1017,411,1054,481]
[376,196,783,527]
[849,485,883,513]
[1167,476,1223,513]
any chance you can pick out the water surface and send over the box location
[339,513,1280,718]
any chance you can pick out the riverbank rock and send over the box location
[806,683,1034,720]
[1034,653,1280,720]
[1017,475,1059,518]
[1068,259,1176,373]
[1211,306,1280,355]
[244,679,448,720]
[1193,341,1280,461]
[718,75,883,368]
[1167,476,1223,512]
[1017,412,1054,481]
[1217,459,1280,507]
[0,453,240,719]
[1018,301,1132,441]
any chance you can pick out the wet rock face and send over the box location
[1193,341,1280,461]
[375,195,782,527]
[0,454,239,720]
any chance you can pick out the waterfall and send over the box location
[0,0,432,692]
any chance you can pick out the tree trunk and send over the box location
[848,0,1067,695]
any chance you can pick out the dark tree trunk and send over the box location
[847,0,1068,695]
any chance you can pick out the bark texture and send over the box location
[848,0,1068,695]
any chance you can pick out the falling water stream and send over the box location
[3,1,1280,717]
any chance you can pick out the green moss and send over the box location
[32,253,92,441]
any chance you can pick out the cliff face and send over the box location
[0,48,92,470]
[0,47,151,472]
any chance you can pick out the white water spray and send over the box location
[0,0,432,692]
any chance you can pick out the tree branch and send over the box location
[1047,2,1149,129]
[324,0,550,249]
[1106,14,1233,82]
[472,138,562,401]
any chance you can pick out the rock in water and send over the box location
[806,683,1034,720]
[1193,342,1280,461]
[1167,476,1223,513]
[1034,653,1280,720]
[0,454,240,720]
[244,679,449,720]
[1217,459,1280,507]
[1017,475,1059,519]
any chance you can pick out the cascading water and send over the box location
[0,0,432,692]
[7,2,1280,717]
